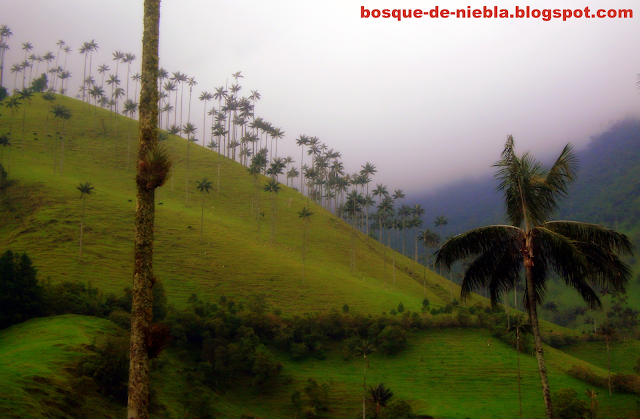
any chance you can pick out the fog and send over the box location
[3,0,639,194]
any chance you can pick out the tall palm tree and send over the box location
[21,42,33,89]
[182,122,197,204]
[345,191,364,274]
[355,340,376,419]
[128,1,164,418]
[0,25,13,89]
[0,133,10,164]
[263,178,282,243]
[507,316,532,419]
[196,177,213,242]
[368,384,393,419]
[585,388,599,419]
[50,103,71,175]
[199,91,213,146]
[298,206,313,286]
[76,182,94,261]
[296,135,309,194]
[418,228,440,296]
[360,162,376,235]
[17,88,33,154]
[123,99,139,170]
[10,63,22,92]
[597,323,617,395]
[123,53,136,101]
[97,64,110,88]
[435,136,633,419]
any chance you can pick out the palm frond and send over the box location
[460,237,522,304]
[544,221,633,255]
[435,225,522,270]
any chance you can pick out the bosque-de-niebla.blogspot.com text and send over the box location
[360,6,633,21]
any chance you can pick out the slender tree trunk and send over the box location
[525,261,554,419]
[79,195,85,260]
[517,328,523,419]
[362,355,367,419]
[606,339,611,395]
[128,1,160,418]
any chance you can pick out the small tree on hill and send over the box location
[0,250,42,329]
[368,383,393,419]
[597,323,617,395]
[196,177,212,242]
[77,182,94,261]
[298,206,313,286]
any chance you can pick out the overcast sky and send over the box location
[3,0,640,195]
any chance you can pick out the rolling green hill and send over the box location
[1,94,639,418]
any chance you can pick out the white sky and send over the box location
[3,0,640,194]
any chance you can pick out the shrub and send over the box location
[377,325,407,355]
[552,388,589,419]
[0,250,42,329]
[566,365,606,388]
[82,335,130,403]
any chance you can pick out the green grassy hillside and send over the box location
[2,94,638,419]
[1,316,638,419]
[0,93,466,315]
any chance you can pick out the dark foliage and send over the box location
[0,250,42,329]
[82,335,130,403]
[552,388,589,419]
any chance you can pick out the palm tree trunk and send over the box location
[606,340,611,395]
[128,1,160,418]
[200,196,205,242]
[362,356,367,419]
[79,195,85,260]
[525,262,554,419]
[517,329,523,419]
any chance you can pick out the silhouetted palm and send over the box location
[76,182,94,260]
[196,177,213,242]
[435,136,633,418]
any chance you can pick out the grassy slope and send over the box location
[1,93,464,315]
[0,315,123,419]
[1,316,637,419]
[1,95,638,418]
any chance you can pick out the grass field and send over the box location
[1,94,639,418]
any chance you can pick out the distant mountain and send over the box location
[417,117,640,239]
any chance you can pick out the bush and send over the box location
[0,250,43,329]
[552,388,589,419]
[611,373,640,395]
[82,335,130,403]
[377,325,407,355]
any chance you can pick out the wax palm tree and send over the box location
[21,42,33,89]
[199,91,213,146]
[434,215,448,274]
[0,25,12,89]
[128,2,164,418]
[123,53,136,101]
[76,182,94,261]
[0,133,10,169]
[132,72,141,104]
[263,179,281,243]
[298,206,313,286]
[296,135,309,194]
[50,103,72,175]
[585,388,599,419]
[97,64,109,88]
[17,88,33,154]
[377,196,394,282]
[10,63,22,91]
[597,323,617,395]
[345,191,364,274]
[42,52,55,88]
[355,340,376,419]
[368,384,393,419]
[360,162,376,234]
[435,136,633,419]
[418,228,440,296]
[123,99,139,170]
[182,122,197,204]
[196,177,213,242]
[507,316,532,419]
